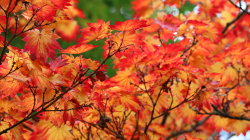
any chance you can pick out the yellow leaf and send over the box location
[32,120,73,140]
[221,66,238,85]
[229,102,245,116]
[56,20,79,41]
[46,124,73,140]
[121,95,141,112]
[85,59,99,70]
[113,68,135,87]
[61,44,98,54]
[228,120,250,135]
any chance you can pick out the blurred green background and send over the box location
[78,0,134,25]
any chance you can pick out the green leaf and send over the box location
[179,1,196,15]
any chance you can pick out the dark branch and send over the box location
[222,11,246,34]
[228,0,250,14]
[165,116,211,140]
[192,105,250,121]
[45,103,93,112]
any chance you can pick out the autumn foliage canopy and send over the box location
[0,0,250,139]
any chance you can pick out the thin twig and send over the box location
[45,103,93,112]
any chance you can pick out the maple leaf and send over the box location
[0,121,25,140]
[220,66,238,86]
[63,0,85,18]
[131,0,152,17]
[49,56,68,71]
[35,5,57,21]
[162,43,185,57]
[177,104,197,123]
[157,14,182,31]
[187,20,208,26]
[30,120,73,140]
[120,95,141,112]
[0,47,62,90]
[238,85,250,101]
[143,18,161,32]
[112,68,137,87]
[111,19,147,31]
[0,77,23,99]
[23,29,61,62]
[229,120,250,135]
[24,60,59,89]
[4,47,62,89]
[103,31,142,57]
[61,44,97,55]
[51,0,71,9]
[227,42,250,63]
[55,20,80,42]
[230,102,247,116]
[79,19,110,43]
[211,116,249,135]
[85,59,100,70]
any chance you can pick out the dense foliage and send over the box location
[0,0,249,139]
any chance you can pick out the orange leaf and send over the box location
[220,66,238,85]
[0,77,23,98]
[187,20,208,26]
[36,5,57,21]
[61,44,98,54]
[51,0,71,9]
[23,29,61,62]
[79,19,110,43]
[85,59,100,70]
[30,120,73,140]
[121,95,141,112]
[56,20,80,42]
[143,19,161,32]
[111,19,147,31]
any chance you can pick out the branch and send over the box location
[28,84,37,114]
[0,0,21,64]
[228,0,250,14]
[0,62,22,80]
[44,103,93,112]
[153,98,190,121]
[132,70,167,134]
[165,116,211,140]
[222,10,246,34]
[180,36,198,57]
[154,85,203,121]
[131,111,140,139]
[81,119,120,139]
[192,105,250,121]
[0,2,11,65]
[0,37,125,135]
[157,30,164,46]
[144,87,163,134]
[212,104,250,121]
